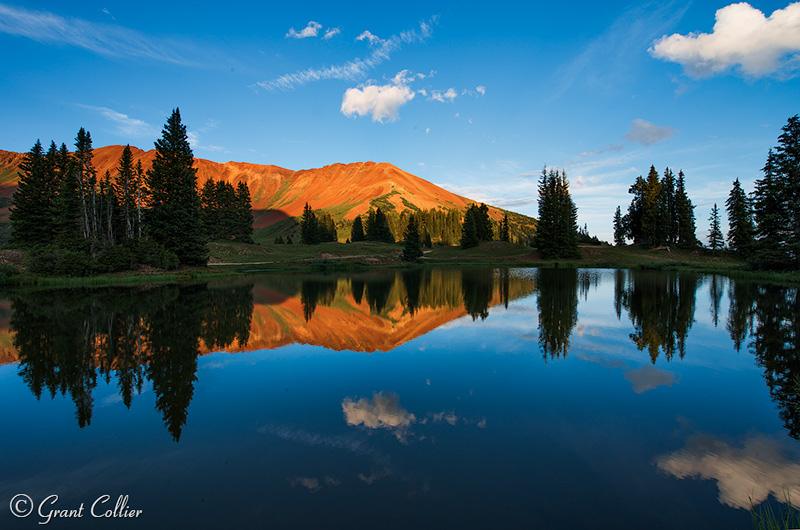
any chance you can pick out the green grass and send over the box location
[750,493,800,530]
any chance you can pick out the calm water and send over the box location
[0,268,798,529]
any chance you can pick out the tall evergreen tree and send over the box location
[235,182,254,244]
[365,207,393,243]
[460,207,479,249]
[675,170,697,248]
[500,213,510,242]
[642,165,662,246]
[10,140,54,248]
[74,128,97,249]
[475,203,493,241]
[300,203,319,244]
[115,145,136,241]
[535,167,579,259]
[613,206,625,246]
[662,168,678,244]
[725,178,755,257]
[708,203,724,251]
[402,213,423,261]
[146,108,208,265]
[350,215,365,242]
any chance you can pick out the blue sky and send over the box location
[1,1,798,242]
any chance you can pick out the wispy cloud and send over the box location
[286,21,322,39]
[624,118,676,146]
[0,3,204,66]
[548,1,688,101]
[650,2,800,78]
[323,27,341,40]
[77,104,156,137]
[428,88,458,102]
[253,17,437,92]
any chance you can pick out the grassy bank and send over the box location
[4,240,800,285]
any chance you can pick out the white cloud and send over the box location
[0,4,202,66]
[342,392,416,441]
[650,2,800,78]
[624,365,679,393]
[429,88,458,102]
[425,128,430,134]
[286,21,322,39]
[322,27,341,40]
[77,104,155,137]
[476,85,486,96]
[255,17,436,91]
[341,83,414,122]
[356,30,383,45]
[656,433,800,509]
[624,118,676,146]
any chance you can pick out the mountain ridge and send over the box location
[0,145,536,243]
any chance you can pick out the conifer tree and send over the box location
[476,203,493,241]
[534,167,579,258]
[675,170,697,248]
[708,203,724,251]
[300,203,319,244]
[402,213,423,261]
[146,108,208,265]
[460,207,479,249]
[10,140,53,248]
[235,182,254,243]
[613,206,625,246]
[500,213,510,242]
[725,178,754,257]
[774,115,800,267]
[115,145,136,241]
[74,128,97,249]
[350,215,365,242]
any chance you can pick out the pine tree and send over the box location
[460,207,479,249]
[500,213,510,242]
[235,182,254,243]
[366,207,393,243]
[115,145,136,241]
[74,128,97,250]
[613,206,625,246]
[476,203,493,241]
[774,115,800,267]
[300,203,319,244]
[535,167,579,258]
[402,213,423,261]
[675,170,697,248]
[725,178,754,257]
[350,215,365,242]
[662,168,678,244]
[642,165,662,246]
[10,140,54,248]
[708,203,724,251]
[146,108,208,265]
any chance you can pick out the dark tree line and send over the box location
[616,165,697,247]
[10,108,254,274]
[200,178,254,243]
[299,203,338,244]
[460,203,493,249]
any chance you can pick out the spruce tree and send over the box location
[146,108,208,265]
[476,203,493,241]
[460,207,479,249]
[74,128,97,248]
[725,178,755,257]
[10,140,53,248]
[774,115,800,267]
[613,206,625,246]
[675,170,697,248]
[300,203,319,244]
[235,182,254,244]
[402,213,423,261]
[500,213,510,242]
[708,203,724,251]
[350,215,365,242]
[115,145,136,241]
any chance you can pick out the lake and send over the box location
[0,268,798,529]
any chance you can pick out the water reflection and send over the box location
[616,270,699,363]
[656,433,800,509]
[10,282,254,440]
[4,268,800,447]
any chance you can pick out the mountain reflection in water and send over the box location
[2,268,799,446]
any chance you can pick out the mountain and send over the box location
[0,145,536,243]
